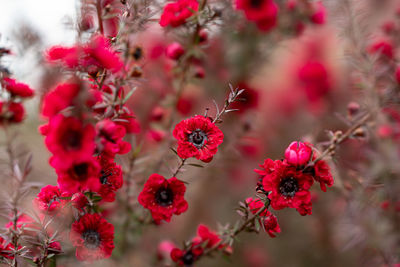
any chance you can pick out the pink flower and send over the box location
[159,0,199,27]
[166,42,185,60]
[310,1,326,24]
[1,77,34,98]
[284,141,312,166]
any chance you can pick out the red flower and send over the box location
[245,197,270,216]
[159,0,199,27]
[310,1,326,24]
[166,42,185,60]
[0,236,16,259]
[7,102,25,123]
[52,155,101,194]
[235,0,278,32]
[173,115,224,162]
[114,108,141,134]
[34,185,70,213]
[312,160,333,192]
[138,174,188,223]
[70,213,114,261]
[260,160,314,215]
[263,214,280,238]
[2,77,34,98]
[171,245,203,266]
[46,35,123,74]
[41,83,80,118]
[44,115,95,163]
[96,119,131,157]
[284,141,312,166]
[197,224,221,249]
[298,61,331,102]
[97,156,123,202]
[369,39,394,59]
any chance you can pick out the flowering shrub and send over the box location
[0,0,399,266]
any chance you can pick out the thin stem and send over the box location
[311,112,372,164]
[96,0,104,35]
[172,158,187,177]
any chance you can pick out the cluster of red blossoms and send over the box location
[256,141,333,216]
[234,0,326,33]
[33,34,140,261]
[159,0,199,28]
[0,48,34,124]
[138,115,224,223]
[170,224,228,266]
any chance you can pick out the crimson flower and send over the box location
[34,185,70,213]
[173,115,224,162]
[5,102,25,123]
[159,0,199,27]
[138,174,188,223]
[44,115,95,165]
[235,0,278,32]
[46,35,123,74]
[41,83,80,118]
[52,155,101,194]
[96,119,131,158]
[260,160,314,215]
[96,156,123,202]
[263,213,280,238]
[311,159,334,192]
[1,77,34,98]
[0,236,16,259]
[196,224,221,249]
[171,245,203,266]
[70,213,114,261]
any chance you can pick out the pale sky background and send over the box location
[0,0,77,81]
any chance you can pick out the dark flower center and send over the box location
[132,47,143,60]
[82,230,101,249]
[62,130,82,151]
[188,129,207,149]
[279,177,299,197]
[100,170,112,185]
[182,250,194,265]
[250,0,263,8]
[155,187,174,207]
[72,163,89,180]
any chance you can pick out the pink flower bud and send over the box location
[284,141,312,166]
[166,42,185,60]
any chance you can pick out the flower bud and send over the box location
[284,141,312,166]
[166,42,185,60]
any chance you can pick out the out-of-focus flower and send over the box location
[44,115,96,164]
[138,174,188,223]
[70,213,114,261]
[51,155,101,194]
[159,0,199,28]
[166,42,185,60]
[310,1,326,24]
[369,39,394,59]
[235,0,278,32]
[173,115,224,162]
[46,35,123,74]
[96,119,131,157]
[196,224,221,248]
[1,77,34,98]
[41,83,80,118]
